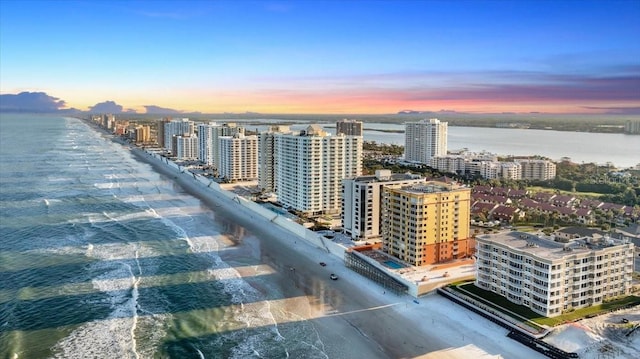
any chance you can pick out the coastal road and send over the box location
[229,214,451,359]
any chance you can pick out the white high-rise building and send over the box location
[197,122,244,168]
[342,170,424,241]
[274,125,362,216]
[175,134,198,160]
[404,118,448,164]
[258,125,291,192]
[197,123,216,166]
[164,118,194,155]
[219,133,258,181]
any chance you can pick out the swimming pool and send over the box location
[384,260,404,269]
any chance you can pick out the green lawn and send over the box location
[452,282,640,327]
[453,283,547,329]
[526,186,602,198]
[538,296,640,326]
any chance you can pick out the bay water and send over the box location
[247,122,640,168]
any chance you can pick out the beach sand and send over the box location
[130,147,545,359]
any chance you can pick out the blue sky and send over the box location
[1,0,639,114]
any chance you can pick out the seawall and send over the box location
[126,146,348,261]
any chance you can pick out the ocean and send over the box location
[0,115,350,358]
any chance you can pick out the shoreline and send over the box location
[112,128,546,358]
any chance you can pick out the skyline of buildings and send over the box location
[430,152,557,181]
[87,113,638,323]
[197,122,245,167]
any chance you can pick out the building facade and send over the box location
[258,125,291,192]
[156,117,171,148]
[480,161,522,180]
[336,119,363,136]
[625,120,640,134]
[516,159,556,180]
[164,118,194,155]
[274,125,362,216]
[197,123,216,166]
[342,170,424,241]
[197,122,245,167]
[135,125,151,144]
[404,118,448,164]
[175,134,199,160]
[430,155,467,175]
[381,181,472,266]
[218,133,258,181]
[476,232,634,317]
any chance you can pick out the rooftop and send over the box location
[477,231,632,261]
[353,171,423,183]
[399,181,468,194]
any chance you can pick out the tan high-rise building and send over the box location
[135,125,150,144]
[381,181,472,266]
[156,117,171,148]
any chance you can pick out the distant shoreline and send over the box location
[1,112,637,135]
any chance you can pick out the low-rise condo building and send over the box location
[516,159,556,180]
[475,232,634,317]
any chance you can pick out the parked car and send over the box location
[319,262,327,266]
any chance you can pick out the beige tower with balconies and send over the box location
[381,181,472,266]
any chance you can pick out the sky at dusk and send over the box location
[1,0,639,114]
